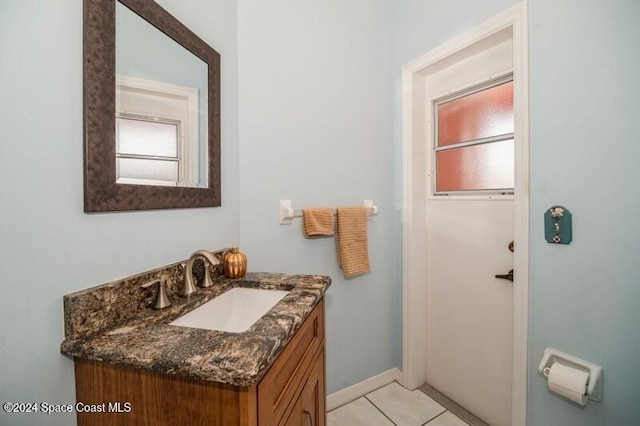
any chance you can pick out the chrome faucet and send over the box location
[179,250,220,297]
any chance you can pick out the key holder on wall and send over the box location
[544,205,572,244]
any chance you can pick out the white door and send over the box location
[424,35,514,426]
[426,201,513,426]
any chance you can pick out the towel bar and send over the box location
[279,200,378,225]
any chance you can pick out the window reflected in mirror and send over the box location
[115,1,208,188]
[116,116,180,186]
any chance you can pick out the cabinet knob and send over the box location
[303,408,314,426]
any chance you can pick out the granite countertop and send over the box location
[60,272,331,387]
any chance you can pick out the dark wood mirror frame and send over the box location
[83,0,220,212]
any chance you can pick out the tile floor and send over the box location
[328,382,469,426]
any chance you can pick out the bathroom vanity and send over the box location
[61,262,330,426]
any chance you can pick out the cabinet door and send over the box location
[282,350,325,426]
[258,300,324,425]
[282,389,304,426]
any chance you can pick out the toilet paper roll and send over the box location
[547,362,589,405]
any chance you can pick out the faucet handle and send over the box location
[179,261,198,297]
[142,275,172,310]
[200,263,215,288]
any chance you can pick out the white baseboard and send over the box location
[327,368,403,411]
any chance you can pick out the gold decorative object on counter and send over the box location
[224,247,247,278]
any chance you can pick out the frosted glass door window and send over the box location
[116,116,180,186]
[438,81,513,146]
[436,139,514,192]
[434,78,514,193]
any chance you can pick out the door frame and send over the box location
[400,3,529,425]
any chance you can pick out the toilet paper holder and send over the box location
[538,347,603,402]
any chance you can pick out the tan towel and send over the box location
[336,207,370,278]
[303,208,335,237]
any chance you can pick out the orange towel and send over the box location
[303,208,335,238]
[336,207,370,278]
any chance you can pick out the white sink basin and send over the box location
[169,287,289,333]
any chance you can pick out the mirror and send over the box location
[84,0,220,211]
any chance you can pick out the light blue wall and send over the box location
[527,1,640,425]
[237,0,400,394]
[0,0,238,425]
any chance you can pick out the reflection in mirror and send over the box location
[115,2,208,188]
[83,0,220,211]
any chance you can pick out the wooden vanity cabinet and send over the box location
[74,298,325,426]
